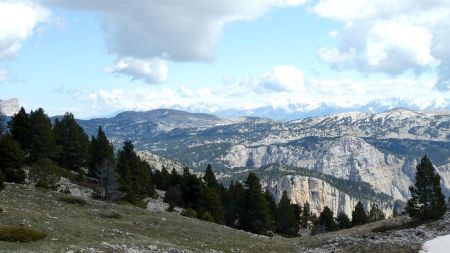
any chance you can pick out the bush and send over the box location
[181,208,198,218]
[0,225,47,242]
[29,158,71,188]
[167,201,175,212]
[99,211,122,219]
[200,211,214,222]
[35,179,49,189]
[58,196,87,206]
[0,207,3,213]
[372,220,422,233]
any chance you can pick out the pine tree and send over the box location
[368,203,385,222]
[54,113,90,171]
[300,201,313,229]
[406,156,446,221]
[275,191,300,236]
[317,206,337,232]
[264,190,277,232]
[117,140,155,203]
[88,126,114,177]
[164,185,182,206]
[352,201,368,226]
[223,181,244,227]
[180,167,204,209]
[336,212,351,229]
[199,187,225,224]
[0,135,25,183]
[96,159,124,201]
[8,107,32,154]
[238,173,272,235]
[203,164,219,189]
[29,108,58,162]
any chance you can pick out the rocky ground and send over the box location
[295,212,450,253]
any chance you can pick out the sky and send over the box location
[0,0,450,119]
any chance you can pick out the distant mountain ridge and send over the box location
[76,107,450,216]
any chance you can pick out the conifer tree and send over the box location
[203,164,219,190]
[368,203,385,222]
[180,167,204,209]
[199,187,225,224]
[223,181,244,227]
[317,206,337,232]
[406,156,446,221]
[276,191,300,236]
[29,108,58,161]
[351,201,368,226]
[54,113,90,171]
[117,140,155,203]
[88,126,114,177]
[0,135,25,183]
[96,159,124,201]
[8,107,32,154]
[336,212,351,229]
[300,201,313,228]
[264,190,277,232]
[238,173,272,235]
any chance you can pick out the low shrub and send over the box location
[99,211,122,219]
[0,225,47,242]
[372,219,422,233]
[35,179,49,189]
[181,208,197,218]
[200,211,214,222]
[29,159,71,189]
[58,196,87,206]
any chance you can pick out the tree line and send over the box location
[0,107,447,237]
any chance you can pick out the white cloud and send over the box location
[106,57,168,84]
[0,1,49,60]
[260,65,305,92]
[317,47,356,68]
[64,65,450,118]
[313,0,450,86]
[42,0,307,83]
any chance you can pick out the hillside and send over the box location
[1,184,449,253]
[0,184,294,253]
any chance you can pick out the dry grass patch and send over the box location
[0,225,47,242]
[58,195,87,205]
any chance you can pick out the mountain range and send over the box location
[77,107,450,217]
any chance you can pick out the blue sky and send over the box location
[0,0,449,119]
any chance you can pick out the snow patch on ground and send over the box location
[420,234,450,253]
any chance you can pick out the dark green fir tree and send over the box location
[406,156,446,221]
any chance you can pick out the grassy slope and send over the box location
[0,184,296,253]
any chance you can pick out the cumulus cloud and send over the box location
[106,57,168,84]
[63,65,450,118]
[313,0,450,87]
[0,0,49,60]
[41,0,307,83]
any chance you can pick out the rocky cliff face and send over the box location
[263,175,393,217]
[0,98,19,116]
